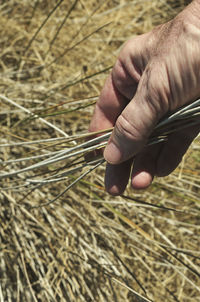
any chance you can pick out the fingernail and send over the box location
[104,142,122,164]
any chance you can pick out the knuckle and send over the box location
[115,113,143,142]
[112,59,127,84]
[142,64,170,115]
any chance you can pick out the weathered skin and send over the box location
[89,0,200,195]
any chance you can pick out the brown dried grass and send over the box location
[0,1,199,301]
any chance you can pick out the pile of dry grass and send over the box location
[0,1,200,301]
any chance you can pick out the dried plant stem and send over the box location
[0,95,69,138]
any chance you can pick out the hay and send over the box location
[0,1,200,301]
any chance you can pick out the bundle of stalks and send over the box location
[1,96,200,201]
[0,1,200,302]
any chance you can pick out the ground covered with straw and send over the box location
[0,1,200,301]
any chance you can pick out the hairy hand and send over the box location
[89,1,200,195]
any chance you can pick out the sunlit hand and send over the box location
[89,0,200,195]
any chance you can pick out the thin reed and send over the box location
[1,96,200,194]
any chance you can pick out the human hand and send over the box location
[89,0,200,195]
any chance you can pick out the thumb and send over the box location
[104,71,168,164]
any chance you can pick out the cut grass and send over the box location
[0,1,199,302]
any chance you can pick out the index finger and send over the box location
[89,73,128,133]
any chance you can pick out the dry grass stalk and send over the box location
[0,1,199,302]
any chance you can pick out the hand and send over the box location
[89,1,200,195]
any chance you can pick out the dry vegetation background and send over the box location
[0,0,200,301]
